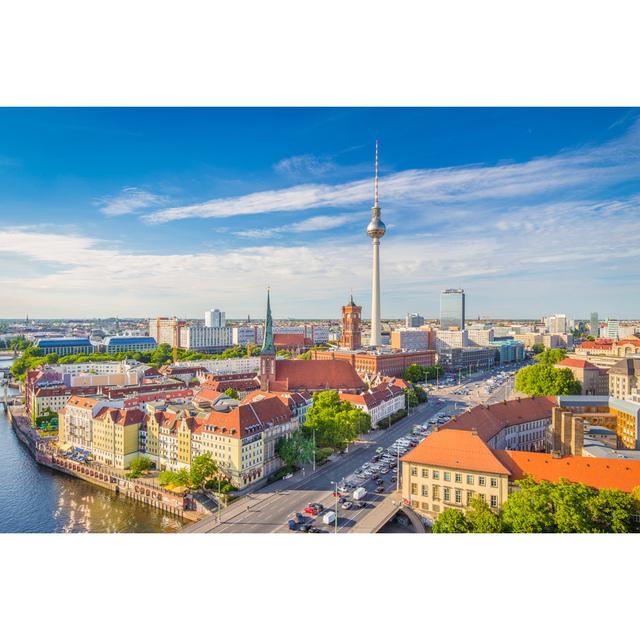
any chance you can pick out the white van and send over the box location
[322,511,336,525]
[353,487,366,500]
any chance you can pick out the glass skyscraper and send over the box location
[440,289,465,330]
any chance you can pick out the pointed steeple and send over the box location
[261,289,275,355]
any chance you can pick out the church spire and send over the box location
[261,288,275,355]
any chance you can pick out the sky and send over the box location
[0,107,639,321]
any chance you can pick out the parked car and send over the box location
[322,511,337,525]
[375,485,385,493]
[352,500,366,509]
[304,502,324,515]
[288,519,297,531]
[308,527,325,533]
[341,501,353,510]
[375,447,384,454]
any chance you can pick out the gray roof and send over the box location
[608,357,640,376]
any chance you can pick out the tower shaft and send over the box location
[370,238,381,347]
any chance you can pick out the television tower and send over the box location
[367,140,385,348]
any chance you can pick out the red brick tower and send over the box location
[341,295,362,350]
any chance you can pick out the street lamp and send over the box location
[330,481,340,533]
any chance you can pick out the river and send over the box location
[0,360,184,533]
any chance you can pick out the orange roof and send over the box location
[402,428,511,475]
[67,396,99,409]
[194,388,225,403]
[273,333,311,347]
[444,396,556,442]
[274,359,365,392]
[494,450,640,493]
[556,358,598,369]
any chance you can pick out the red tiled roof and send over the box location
[274,359,365,392]
[444,396,556,442]
[556,358,598,369]
[402,429,511,475]
[273,333,311,347]
[493,450,640,493]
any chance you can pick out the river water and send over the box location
[0,361,184,533]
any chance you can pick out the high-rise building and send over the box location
[440,289,465,330]
[341,295,362,350]
[590,312,599,338]
[367,141,385,347]
[205,308,226,328]
[405,313,424,328]
[605,319,620,340]
[546,314,568,334]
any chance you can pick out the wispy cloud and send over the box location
[142,120,640,224]
[273,154,338,178]
[234,214,353,239]
[94,187,168,216]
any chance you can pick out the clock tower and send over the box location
[340,294,362,350]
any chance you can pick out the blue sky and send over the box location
[0,107,639,320]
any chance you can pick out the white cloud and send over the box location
[142,121,640,224]
[95,187,168,216]
[234,214,352,238]
[273,154,338,178]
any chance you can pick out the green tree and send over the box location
[276,349,293,358]
[275,429,316,467]
[413,385,428,403]
[224,387,239,399]
[432,508,471,533]
[550,479,597,533]
[588,488,638,533]
[405,387,419,408]
[303,390,371,449]
[534,348,567,365]
[515,363,581,396]
[531,343,545,354]
[466,497,503,532]
[189,453,218,490]
[402,363,426,383]
[501,478,557,533]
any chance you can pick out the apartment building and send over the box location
[608,358,640,400]
[434,329,468,353]
[339,382,406,427]
[390,328,432,351]
[554,358,608,396]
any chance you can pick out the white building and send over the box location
[340,383,406,428]
[467,328,494,347]
[546,314,569,334]
[434,329,468,354]
[205,308,226,328]
[175,356,260,376]
[179,325,233,353]
[232,325,264,346]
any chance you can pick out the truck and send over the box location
[353,487,366,500]
[322,511,336,525]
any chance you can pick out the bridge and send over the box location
[348,491,427,533]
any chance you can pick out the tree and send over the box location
[190,453,218,490]
[515,363,581,396]
[588,488,639,533]
[550,479,597,533]
[413,385,428,403]
[432,508,470,533]
[534,348,567,365]
[276,349,293,358]
[275,429,316,468]
[402,363,426,384]
[303,390,371,450]
[224,387,239,399]
[531,343,545,354]
[466,497,503,532]
[501,478,557,533]
[405,387,419,408]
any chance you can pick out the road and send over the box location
[185,361,527,534]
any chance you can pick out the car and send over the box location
[375,478,384,485]
[353,467,362,475]
[352,500,366,509]
[308,527,325,533]
[283,472,293,479]
[371,473,380,480]
[380,467,389,474]
[332,490,346,498]
[375,447,384,454]
[375,485,385,493]
[298,523,312,532]
[341,501,353,510]
[362,462,371,469]
[289,511,304,524]
[304,502,324,515]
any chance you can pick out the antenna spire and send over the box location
[374,139,379,207]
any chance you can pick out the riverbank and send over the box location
[6,404,207,527]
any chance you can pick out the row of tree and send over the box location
[402,363,444,384]
[10,342,260,381]
[432,478,640,533]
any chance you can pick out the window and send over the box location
[490,495,498,508]
[421,485,428,497]
[466,474,474,485]
[490,477,498,488]
[443,487,451,501]
[411,466,417,477]
[479,476,486,486]
[433,504,440,513]
[432,470,439,480]
[432,485,440,500]
[411,483,418,495]
[421,502,429,511]
[466,490,474,503]
[455,473,462,483]
[422,468,429,478]
[444,472,451,482]
[455,489,462,503]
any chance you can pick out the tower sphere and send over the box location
[367,215,386,238]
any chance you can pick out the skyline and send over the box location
[1,107,640,319]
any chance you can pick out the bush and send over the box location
[267,464,298,484]
[315,447,334,465]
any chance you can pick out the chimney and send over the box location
[571,416,584,456]
[471,427,478,436]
